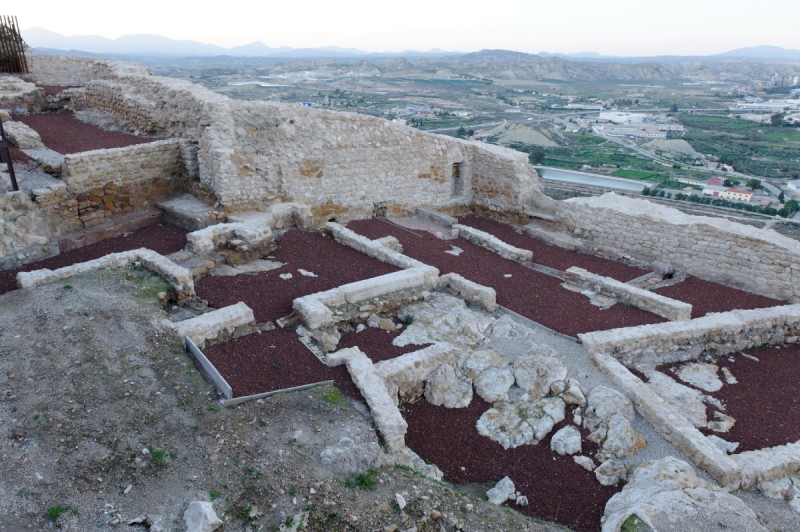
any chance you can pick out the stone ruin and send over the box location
[2,55,800,530]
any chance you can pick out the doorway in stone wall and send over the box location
[452,162,465,197]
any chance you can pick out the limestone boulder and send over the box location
[595,459,627,487]
[486,476,516,505]
[424,363,473,408]
[477,396,565,449]
[474,366,515,403]
[550,425,582,456]
[673,362,723,392]
[462,349,507,380]
[562,378,587,406]
[601,457,766,532]
[512,355,567,397]
[184,501,222,532]
[584,386,635,434]
[599,413,647,460]
[4,121,45,149]
[319,437,383,474]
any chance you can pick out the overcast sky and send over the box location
[14,0,800,56]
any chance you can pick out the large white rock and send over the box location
[424,363,473,408]
[462,349,507,379]
[674,362,723,392]
[474,366,515,403]
[601,457,767,532]
[477,397,565,449]
[584,386,635,434]
[600,413,647,460]
[487,476,517,505]
[550,426,582,456]
[4,121,45,149]
[513,355,568,397]
[319,437,383,474]
[562,378,587,406]
[184,501,222,532]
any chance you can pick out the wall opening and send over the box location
[452,162,465,197]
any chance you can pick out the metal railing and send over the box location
[0,120,19,191]
[0,15,28,74]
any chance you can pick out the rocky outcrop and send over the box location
[601,457,766,532]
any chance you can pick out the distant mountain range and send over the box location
[23,27,800,62]
[23,28,456,59]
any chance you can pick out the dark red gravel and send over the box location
[338,327,431,363]
[403,397,616,532]
[0,223,187,295]
[202,327,364,400]
[39,86,79,97]
[347,219,664,336]
[196,230,399,323]
[13,112,156,154]
[690,345,800,452]
[458,214,649,281]
[654,276,785,318]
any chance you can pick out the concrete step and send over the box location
[157,193,223,231]
[524,221,584,251]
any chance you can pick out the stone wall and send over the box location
[579,304,800,368]
[0,190,58,269]
[564,267,692,321]
[62,140,187,227]
[28,55,546,220]
[559,193,800,302]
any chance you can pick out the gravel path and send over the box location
[654,275,785,317]
[347,219,664,336]
[458,214,649,281]
[0,223,187,295]
[13,111,156,154]
[196,230,399,323]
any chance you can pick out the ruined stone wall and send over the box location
[29,55,543,219]
[559,193,800,302]
[62,140,187,227]
[27,55,150,88]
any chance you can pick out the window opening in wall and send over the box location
[452,162,464,197]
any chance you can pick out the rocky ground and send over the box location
[0,269,568,531]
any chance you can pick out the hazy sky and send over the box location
[14,0,800,56]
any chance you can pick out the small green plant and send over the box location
[321,386,346,405]
[343,468,378,491]
[620,513,651,532]
[284,515,294,527]
[209,489,220,501]
[401,314,414,326]
[62,284,73,290]
[150,449,167,465]
[45,504,77,522]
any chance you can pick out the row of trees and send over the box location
[642,187,799,218]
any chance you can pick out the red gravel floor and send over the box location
[202,327,364,400]
[0,223,188,295]
[337,327,431,363]
[403,397,616,532]
[13,112,156,154]
[203,327,431,399]
[654,276,785,318]
[347,219,664,337]
[458,214,649,282]
[39,86,79,97]
[657,344,800,453]
[7,144,32,164]
[195,230,399,324]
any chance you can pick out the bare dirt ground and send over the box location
[0,269,566,531]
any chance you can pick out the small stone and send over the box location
[573,455,596,472]
[124,484,133,494]
[141,448,150,455]
[721,367,737,384]
[395,493,407,510]
[487,476,516,505]
[184,501,222,532]
[550,426,582,456]
[279,272,293,280]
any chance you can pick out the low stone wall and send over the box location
[453,223,533,263]
[28,55,150,87]
[559,193,800,302]
[0,189,60,269]
[294,268,435,330]
[16,247,195,300]
[168,302,255,348]
[325,222,439,282]
[0,76,45,113]
[62,140,187,228]
[564,267,692,321]
[439,272,497,312]
[591,351,739,487]
[375,343,460,405]
[327,347,408,452]
[579,304,800,368]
